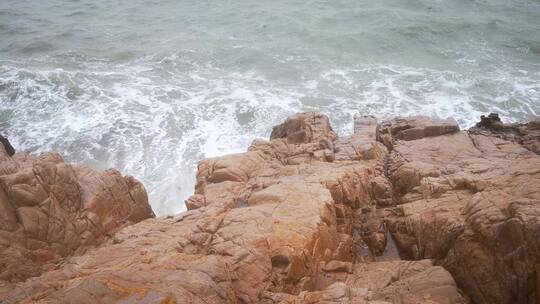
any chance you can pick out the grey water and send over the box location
[1,0,539,215]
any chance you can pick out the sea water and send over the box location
[1,0,539,214]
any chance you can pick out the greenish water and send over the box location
[1,0,539,214]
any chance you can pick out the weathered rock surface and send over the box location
[1,112,539,304]
[469,112,540,154]
[274,259,466,304]
[376,116,460,150]
[383,114,540,303]
[0,141,154,284]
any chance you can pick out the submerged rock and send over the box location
[1,112,538,304]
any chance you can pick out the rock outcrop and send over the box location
[385,113,540,303]
[469,113,540,154]
[0,140,154,284]
[1,112,539,304]
[0,135,15,157]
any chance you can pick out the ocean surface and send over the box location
[1,0,539,215]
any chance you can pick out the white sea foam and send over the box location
[1,51,539,215]
[2,0,540,215]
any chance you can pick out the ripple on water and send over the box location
[0,0,539,214]
[19,41,56,55]
[1,53,539,215]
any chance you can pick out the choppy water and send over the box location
[1,0,539,214]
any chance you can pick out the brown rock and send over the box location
[323,260,353,273]
[0,145,154,283]
[4,113,539,304]
[270,112,337,144]
[470,112,540,154]
[274,260,466,303]
[377,116,459,150]
[385,115,540,303]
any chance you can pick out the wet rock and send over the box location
[0,135,15,157]
[470,112,540,154]
[474,112,504,130]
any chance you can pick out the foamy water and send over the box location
[1,0,539,214]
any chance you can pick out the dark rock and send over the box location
[470,113,540,154]
[0,135,15,156]
[475,113,504,130]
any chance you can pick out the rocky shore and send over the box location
[1,112,539,303]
